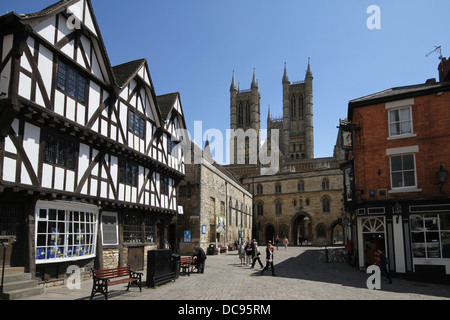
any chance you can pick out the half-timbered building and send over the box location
[0,0,185,282]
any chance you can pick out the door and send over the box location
[0,204,20,267]
[127,246,144,271]
[360,217,386,266]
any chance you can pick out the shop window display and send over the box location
[410,214,450,259]
[35,202,98,263]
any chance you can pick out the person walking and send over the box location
[245,239,253,266]
[298,234,303,246]
[261,241,276,276]
[251,241,264,269]
[192,245,207,273]
[275,235,280,250]
[283,237,289,250]
[238,239,246,265]
[374,249,392,284]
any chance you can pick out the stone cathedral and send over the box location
[225,60,346,246]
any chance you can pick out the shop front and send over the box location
[34,200,99,281]
[355,201,450,283]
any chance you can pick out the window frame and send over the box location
[42,132,77,170]
[35,201,98,264]
[118,159,138,187]
[128,110,146,139]
[274,200,282,216]
[56,59,87,104]
[390,153,417,190]
[160,175,169,196]
[410,213,450,259]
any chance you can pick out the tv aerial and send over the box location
[426,46,443,60]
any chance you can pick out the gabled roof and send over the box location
[156,92,179,121]
[156,92,187,130]
[18,0,117,87]
[112,58,163,128]
[112,59,147,88]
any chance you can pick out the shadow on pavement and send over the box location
[258,249,450,299]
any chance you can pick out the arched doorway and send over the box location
[332,224,344,244]
[359,217,386,266]
[291,213,312,245]
[265,224,275,244]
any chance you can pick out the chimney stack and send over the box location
[438,57,450,82]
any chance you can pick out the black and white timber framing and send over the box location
[0,0,186,278]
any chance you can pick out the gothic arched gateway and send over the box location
[291,213,313,245]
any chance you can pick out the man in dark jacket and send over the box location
[375,249,392,284]
[193,246,207,273]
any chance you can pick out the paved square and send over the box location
[22,247,450,300]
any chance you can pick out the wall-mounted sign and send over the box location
[184,230,191,243]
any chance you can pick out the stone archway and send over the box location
[331,223,344,245]
[291,212,313,245]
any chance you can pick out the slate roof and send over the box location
[348,80,450,118]
[156,92,179,121]
[112,59,146,88]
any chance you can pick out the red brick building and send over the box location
[341,58,450,283]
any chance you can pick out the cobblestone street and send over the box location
[21,246,450,301]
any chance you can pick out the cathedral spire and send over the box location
[267,104,272,121]
[251,68,258,88]
[230,70,237,91]
[305,57,313,78]
[203,135,213,163]
[282,62,289,83]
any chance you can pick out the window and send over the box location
[123,214,142,243]
[298,181,304,192]
[389,107,412,136]
[275,183,282,194]
[119,160,138,187]
[101,212,118,246]
[35,201,98,263]
[168,139,178,157]
[128,110,146,139]
[161,176,169,196]
[256,184,263,195]
[257,202,263,217]
[43,133,77,170]
[246,102,251,124]
[275,200,282,216]
[322,178,329,190]
[56,59,87,103]
[298,96,304,118]
[290,96,296,118]
[238,103,243,125]
[410,214,450,258]
[390,154,416,189]
[322,197,331,213]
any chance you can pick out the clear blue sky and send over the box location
[5,0,450,163]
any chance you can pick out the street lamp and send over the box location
[436,164,448,195]
[393,201,402,223]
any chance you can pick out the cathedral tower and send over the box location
[281,59,314,161]
[229,69,261,165]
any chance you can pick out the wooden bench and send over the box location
[90,265,143,300]
[180,256,197,276]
